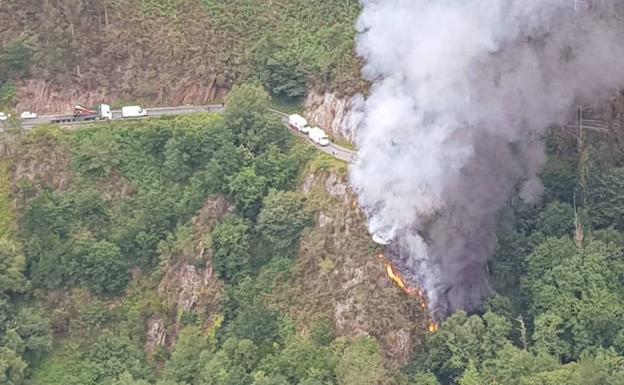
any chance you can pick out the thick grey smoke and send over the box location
[350,0,624,319]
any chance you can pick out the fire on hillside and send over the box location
[377,253,439,332]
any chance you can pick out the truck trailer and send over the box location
[121,105,147,118]
[288,114,310,134]
[50,104,112,124]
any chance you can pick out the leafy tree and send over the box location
[0,238,27,297]
[334,337,387,385]
[251,372,290,385]
[588,167,624,229]
[80,332,149,385]
[253,144,299,191]
[200,338,259,385]
[311,317,335,347]
[259,336,336,384]
[71,239,129,295]
[523,238,624,360]
[113,372,151,385]
[0,37,35,79]
[540,156,578,203]
[256,190,311,256]
[227,167,267,219]
[224,84,288,154]
[251,37,309,99]
[0,81,16,109]
[411,371,440,385]
[417,311,511,383]
[0,347,27,385]
[226,302,282,354]
[536,201,575,237]
[163,326,211,385]
[9,308,52,366]
[211,217,252,282]
[73,131,121,179]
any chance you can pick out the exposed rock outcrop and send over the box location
[16,78,226,114]
[305,90,360,143]
[145,197,233,357]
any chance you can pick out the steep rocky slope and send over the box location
[1,118,426,380]
[305,90,360,142]
[0,0,362,113]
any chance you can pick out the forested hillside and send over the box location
[3,84,624,385]
[3,0,624,383]
[0,85,430,385]
[0,0,362,112]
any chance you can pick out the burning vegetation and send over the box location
[378,254,439,333]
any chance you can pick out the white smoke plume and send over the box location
[350,0,624,319]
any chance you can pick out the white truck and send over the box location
[121,105,147,118]
[288,114,310,134]
[308,127,330,146]
[50,104,112,124]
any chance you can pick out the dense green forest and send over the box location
[2,84,624,384]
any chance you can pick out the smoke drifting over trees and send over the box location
[351,0,624,319]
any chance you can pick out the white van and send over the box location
[121,105,147,118]
[20,111,37,119]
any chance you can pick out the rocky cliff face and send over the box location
[16,79,226,114]
[145,197,233,358]
[305,90,360,143]
[270,167,428,366]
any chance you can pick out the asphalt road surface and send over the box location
[280,117,357,163]
[270,109,357,164]
[16,105,225,130]
[3,104,357,164]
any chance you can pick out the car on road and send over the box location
[0,112,8,121]
[20,111,37,119]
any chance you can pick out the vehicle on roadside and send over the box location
[288,114,310,134]
[0,112,8,121]
[20,111,37,119]
[308,127,330,146]
[121,105,147,118]
[50,104,112,124]
[74,104,113,120]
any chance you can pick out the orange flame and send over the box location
[385,263,418,296]
[379,255,439,333]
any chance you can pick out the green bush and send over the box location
[256,190,311,257]
[211,217,252,283]
[0,81,17,108]
[0,37,35,80]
